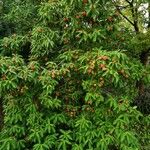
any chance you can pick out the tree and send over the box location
[0,0,149,150]
[112,0,150,93]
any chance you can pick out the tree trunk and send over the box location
[148,3,150,28]
[136,50,149,95]
[135,2,150,95]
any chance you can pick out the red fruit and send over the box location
[2,75,6,80]
[99,64,106,69]
[118,69,125,74]
[107,17,113,22]
[87,68,92,74]
[20,88,24,94]
[99,77,103,81]
[82,11,87,17]
[98,56,109,61]
[87,101,92,105]
[83,0,88,4]
[124,74,129,78]
[114,11,120,17]
[107,26,113,31]
[63,39,69,44]
[64,24,68,29]
[99,64,107,71]
[91,109,95,113]
[37,28,44,32]
[63,18,69,22]
[103,56,109,60]
[76,15,81,19]
[86,107,90,111]
[30,65,35,71]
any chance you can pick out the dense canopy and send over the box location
[0,0,150,150]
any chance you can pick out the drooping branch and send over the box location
[116,5,130,9]
[125,0,132,5]
[113,0,140,32]
[116,7,135,26]
[112,0,135,26]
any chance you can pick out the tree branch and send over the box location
[112,0,139,32]
[125,0,131,4]
[125,0,134,5]
[117,8,134,26]
[116,5,130,10]
[112,0,134,26]
[112,0,135,26]
[130,1,139,32]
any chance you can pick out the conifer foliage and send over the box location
[0,0,149,150]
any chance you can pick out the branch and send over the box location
[111,0,135,26]
[112,0,139,31]
[116,5,130,10]
[117,8,134,26]
[125,0,134,5]
[125,0,131,4]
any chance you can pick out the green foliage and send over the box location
[131,30,150,54]
[0,0,149,150]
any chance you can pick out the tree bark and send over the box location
[140,51,149,66]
